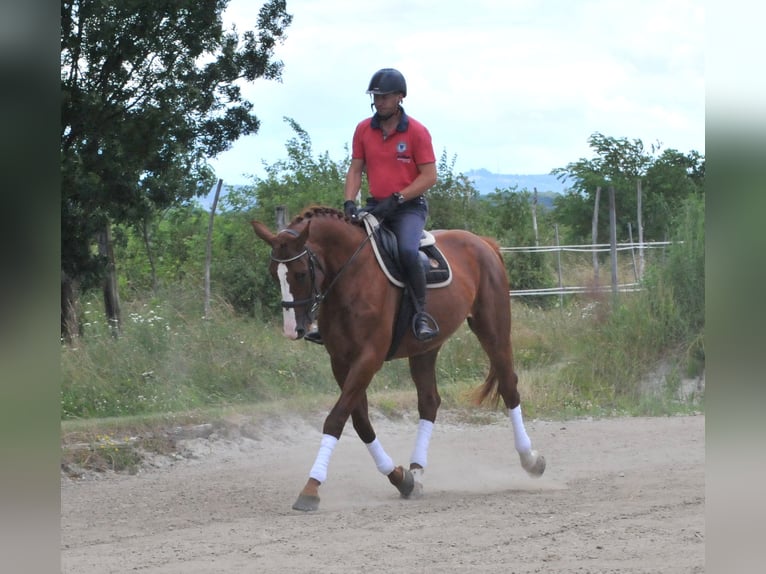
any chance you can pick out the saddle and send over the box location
[361,215,452,360]
[362,215,452,288]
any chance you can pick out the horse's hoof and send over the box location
[292,494,320,511]
[396,467,416,498]
[409,468,424,498]
[521,450,546,478]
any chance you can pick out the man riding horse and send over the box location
[305,68,439,344]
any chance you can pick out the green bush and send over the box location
[559,194,705,408]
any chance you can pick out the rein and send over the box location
[271,226,373,317]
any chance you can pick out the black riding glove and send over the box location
[369,193,401,221]
[343,200,359,221]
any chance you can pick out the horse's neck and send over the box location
[310,221,370,276]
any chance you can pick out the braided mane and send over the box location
[289,205,355,226]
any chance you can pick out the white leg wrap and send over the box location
[365,437,395,475]
[410,419,434,468]
[509,406,532,454]
[309,434,338,484]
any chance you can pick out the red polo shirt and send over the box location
[351,109,436,199]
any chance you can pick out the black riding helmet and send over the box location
[366,68,407,97]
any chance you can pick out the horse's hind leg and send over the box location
[468,306,546,478]
[405,348,443,496]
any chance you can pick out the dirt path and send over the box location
[61,412,704,573]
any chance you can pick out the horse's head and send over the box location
[251,219,323,340]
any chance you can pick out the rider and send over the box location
[304,67,440,344]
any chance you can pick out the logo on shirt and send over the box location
[397,141,407,153]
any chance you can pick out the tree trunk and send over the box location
[99,223,121,337]
[61,269,81,342]
[141,217,158,294]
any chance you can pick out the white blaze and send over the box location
[276,263,298,338]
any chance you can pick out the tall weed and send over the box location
[558,194,705,409]
[62,196,704,423]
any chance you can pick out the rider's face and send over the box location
[373,92,401,116]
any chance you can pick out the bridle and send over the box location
[270,227,373,319]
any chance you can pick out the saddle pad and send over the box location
[362,214,452,288]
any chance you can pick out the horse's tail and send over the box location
[470,365,503,407]
[480,235,506,266]
[470,234,511,407]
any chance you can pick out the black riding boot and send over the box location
[409,265,439,342]
[304,321,323,344]
[304,329,323,344]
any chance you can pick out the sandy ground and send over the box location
[61,411,704,573]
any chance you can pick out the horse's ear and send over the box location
[250,220,275,246]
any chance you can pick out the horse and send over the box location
[250,206,545,511]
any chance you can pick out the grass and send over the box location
[61,291,703,429]
[63,289,704,416]
[62,197,705,475]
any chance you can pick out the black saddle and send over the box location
[363,217,452,288]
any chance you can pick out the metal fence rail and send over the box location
[499,241,672,254]
[509,284,643,297]
[501,240,673,297]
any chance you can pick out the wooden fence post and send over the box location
[627,222,639,282]
[592,185,601,285]
[608,185,618,305]
[532,187,539,247]
[204,179,223,319]
[636,179,645,279]
[276,206,287,231]
[554,224,563,309]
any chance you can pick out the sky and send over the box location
[207,0,705,186]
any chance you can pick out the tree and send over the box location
[552,132,706,243]
[552,133,653,244]
[217,118,351,315]
[641,148,705,239]
[481,188,553,301]
[60,0,292,339]
[230,117,350,222]
[427,150,481,231]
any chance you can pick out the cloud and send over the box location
[209,0,705,183]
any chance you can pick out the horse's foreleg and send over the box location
[350,391,416,498]
[292,385,363,511]
[292,434,337,511]
[350,395,398,478]
[295,356,407,511]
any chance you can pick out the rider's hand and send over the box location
[369,193,401,221]
[343,200,359,221]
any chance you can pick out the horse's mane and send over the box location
[289,205,356,226]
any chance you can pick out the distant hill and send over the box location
[200,170,569,211]
[464,169,568,196]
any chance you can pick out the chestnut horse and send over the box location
[251,206,545,511]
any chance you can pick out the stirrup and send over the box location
[412,312,439,342]
[304,330,323,345]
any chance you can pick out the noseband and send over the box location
[270,227,372,318]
